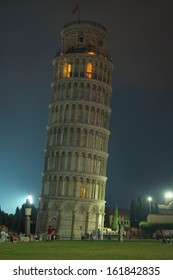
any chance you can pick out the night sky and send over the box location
[0,0,173,214]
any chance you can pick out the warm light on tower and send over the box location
[86,62,93,78]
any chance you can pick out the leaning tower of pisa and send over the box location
[36,20,113,239]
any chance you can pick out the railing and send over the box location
[55,46,112,62]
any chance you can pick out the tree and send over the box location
[8,214,15,231]
[0,206,2,225]
[139,221,149,229]
[0,201,37,234]
[30,204,37,234]
[130,196,159,228]
[13,207,21,233]
[0,209,14,231]
[111,204,118,231]
[104,207,111,227]
[130,199,138,227]
[130,197,147,227]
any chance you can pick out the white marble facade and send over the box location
[36,20,113,239]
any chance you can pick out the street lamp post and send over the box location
[25,207,32,236]
[148,196,152,215]
[25,195,33,236]
[147,196,152,238]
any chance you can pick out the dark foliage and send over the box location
[130,196,159,228]
[0,201,37,234]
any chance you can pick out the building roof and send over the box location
[63,20,107,32]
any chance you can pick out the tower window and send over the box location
[63,62,67,77]
[80,187,87,198]
[86,62,93,78]
[67,64,72,77]
[63,62,72,78]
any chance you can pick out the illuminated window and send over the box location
[63,62,67,78]
[86,62,93,78]
[67,64,72,77]
[80,187,87,198]
[63,62,72,78]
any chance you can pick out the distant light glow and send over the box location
[87,51,95,55]
[27,195,33,204]
[164,192,173,199]
[147,196,152,202]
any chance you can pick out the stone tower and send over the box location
[36,20,113,239]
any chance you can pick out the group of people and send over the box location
[81,228,102,240]
[47,226,102,241]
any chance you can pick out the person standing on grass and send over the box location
[119,223,124,241]
[47,225,53,241]
[97,228,101,240]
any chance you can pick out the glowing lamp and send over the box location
[164,191,173,204]
[147,196,152,215]
[27,195,33,204]
[164,192,173,199]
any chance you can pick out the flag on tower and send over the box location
[72,3,79,14]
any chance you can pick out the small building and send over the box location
[158,202,173,215]
[118,208,130,229]
[147,200,173,228]
[109,208,130,230]
[147,214,173,225]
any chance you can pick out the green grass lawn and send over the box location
[0,240,173,260]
